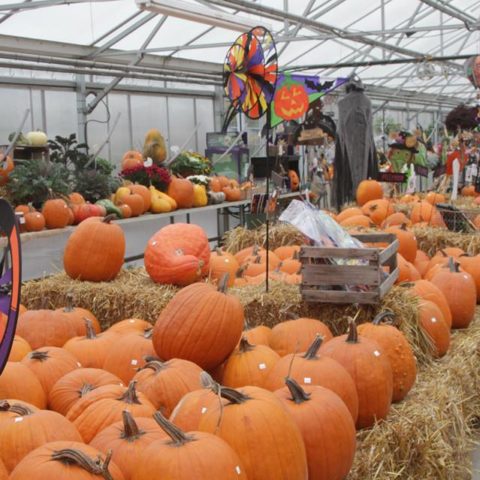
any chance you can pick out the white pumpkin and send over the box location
[26,130,48,146]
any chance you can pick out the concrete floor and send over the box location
[474,444,480,480]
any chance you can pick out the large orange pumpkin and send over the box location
[209,248,239,287]
[430,258,476,328]
[9,441,124,480]
[24,211,46,232]
[461,185,476,197]
[144,223,210,285]
[55,294,100,336]
[269,315,333,357]
[357,311,416,403]
[410,201,445,227]
[321,320,393,429]
[90,411,168,480]
[121,193,144,217]
[241,325,272,346]
[167,176,195,208]
[68,192,86,205]
[356,179,383,206]
[133,358,203,416]
[198,385,308,480]
[273,245,301,260]
[7,335,31,362]
[221,337,280,388]
[42,199,70,229]
[129,184,151,213]
[64,215,126,282]
[418,300,450,358]
[384,223,417,263]
[0,404,82,473]
[153,278,244,370]
[361,198,394,226]
[21,347,81,394]
[275,378,356,480]
[0,362,47,409]
[107,318,152,335]
[48,368,123,416]
[457,254,480,302]
[133,412,248,480]
[425,191,445,205]
[264,334,359,422]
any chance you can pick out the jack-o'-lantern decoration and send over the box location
[274,79,309,121]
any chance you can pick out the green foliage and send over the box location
[48,133,90,169]
[170,151,212,177]
[7,159,71,207]
[74,168,120,203]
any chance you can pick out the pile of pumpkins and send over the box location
[0,274,424,480]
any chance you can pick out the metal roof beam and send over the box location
[88,11,143,47]
[419,0,477,27]
[0,0,32,25]
[0,0,118,11]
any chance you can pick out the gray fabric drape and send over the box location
[333,88,378,209]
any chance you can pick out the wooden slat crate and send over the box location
[299,233,399,305]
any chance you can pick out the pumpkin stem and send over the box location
[143,328,153,340]
[121,410,144,441]
[285,377,311,404]
[200,371,220,393]
[51,448,114,480]
[79,383,95,398]
[439,249,448,257]
[215,247,223,256]
[252,244,260,256]
[64,293,75,313]
[153,411,193,445]
[292,250,300,260]
[218,386,250,404]
[238,336,255,352]
[141,359,165,373]
[7,404,33,416]
[303,334,323,359]
[284,311,299,320]
[398,281,415,288]
[119,381,141,405]
[29,350,49,361]
[346,319,359,344]
[102,214,116,224]
[0,400,10,411]
[253,256,262,265]
[84,318,97,339]
[217,273,230,293]
[372,310,396,326]
[400,223,408,231]
[448,256,460,272]
[235,266,247,279]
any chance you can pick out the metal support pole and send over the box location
[75,74,87,146]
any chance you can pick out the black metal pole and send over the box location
[265,108,271,293]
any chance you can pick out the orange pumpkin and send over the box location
[24,211,45,232]
[0,154,14,186]
[118,204,132,219]
[129,184,151,213]
[425,192,445,205]
[209,248,239,287]
[209,176,222,192]
[167,176,195,208]
[273,245,301,260]
[222,186,242,202]
[144,223,210,285]
[8,335,32,362]
[384,224,417,263]
[410,201,445,227]
[121,150,144,170]
[396,254,421,283]
[42,199,70,229]
[413,250,430,277]
[418,300,450,357]
[362,198,394,226]
[356,179,383,206]
[461,185,476,197]
[336,207,364,223]
[381,212,411,228]
[340,214,372,228]
[68,192,86,205]
[121,193,144,217]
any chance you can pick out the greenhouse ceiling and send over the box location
[0,0,478,110]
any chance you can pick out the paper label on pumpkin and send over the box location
[201,407,208,414]
[14,417,23,423]
[130,359,138,366]
[258,363,267,370]
[431,317,438,323]
[175,248,184,256]
[304,377,312,384]
[235,466,242,475]
[373,350,381,357]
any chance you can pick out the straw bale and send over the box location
[348,313,480,480]
[21,268,177,330]
[412,226,480,257]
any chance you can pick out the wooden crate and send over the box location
[299,233,399,305]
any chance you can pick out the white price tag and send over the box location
[258,363,266,370]
[14,417,23,423]
[304,377,312,384]
[131,359,138,366]
[201,407,208,414]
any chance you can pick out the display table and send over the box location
[2,193,300,281]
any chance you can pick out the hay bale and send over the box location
[348,313,480,480]
[413,226,480,256]
[21,268,177,330]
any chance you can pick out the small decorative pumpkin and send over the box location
[0,403,82,473]
[9,441,124,480]
[274,378,356,480]
[0,154,14,186]
[144,223,210,285]
[64,215,126,282]
[273,245,301,260]
[193,183,208,207]
[425,191,445,205]
[321,320,393,429]
[24,211,45,232]
[121,150,144,170]
[242,325,272,346]
[107,318,152,335]
[0,362,47,409]
[129,184,151,213]
[430,257,476,328]
[410,201,445,227]
[264,334,359,421]
[356,179,383,206]
[48,368,123,416]
[269,314,333,357]
[340,214,373,228]
[357,311,416,403]
[336,207,363,223]
[121,193,144,217]
[71,381,156,443]
[133,411,248,480]
[21,347,81,394]
[221,336,280,388]
[25,130,48,146]
[133,357,203,416]
[381,212,411,228]
[90,411,168,480]
[198,384,308,480]
[42,199,70,229]
[361,198,394,226]
[152,276,244,370]
[167,176,195,208]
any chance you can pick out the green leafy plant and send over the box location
[7,159,71,207]
[48,133,90,169]
[170,151,212,177]
[74,168,120,203]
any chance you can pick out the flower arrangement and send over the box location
[170,151,212,177]
[121,164,171,191]
[187,175,210,188]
